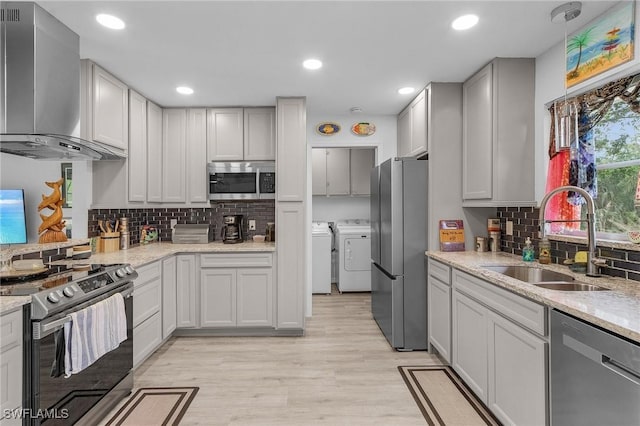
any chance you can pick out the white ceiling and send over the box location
[36,0,616,115]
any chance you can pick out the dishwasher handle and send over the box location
[602,355,640,386]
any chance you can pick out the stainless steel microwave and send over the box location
[208,162,275,200]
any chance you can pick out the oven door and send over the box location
[29,284,133,425]
[208,171,258,200]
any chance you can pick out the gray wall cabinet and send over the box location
[462,58,536,207]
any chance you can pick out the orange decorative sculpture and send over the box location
[38,178,68,243]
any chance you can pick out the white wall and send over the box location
[534,4,640,202]
[312,196,370,222]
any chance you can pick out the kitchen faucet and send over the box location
[538,185,604,277]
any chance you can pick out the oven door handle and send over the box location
[34,286,134,339]
[41,315,72,334]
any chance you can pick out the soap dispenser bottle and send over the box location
[522,237,535,262]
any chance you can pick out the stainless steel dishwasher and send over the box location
[551,310,640,426]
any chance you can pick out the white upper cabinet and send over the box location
[128,90,147,202]
[82,60,129,152]
[312,148,374,196]
[276,97,306,201]
[409,88,427,157]
[207,108,244,161]
[462,58,535,206]
[244,108,276,160]
[325,148,350,195]
[397,105,411,158]
[187,108,208,203]
[162,109,187,202]
[397,88,427,158]
[146,101,163,203]
[312,148,328,195]
[207,107,276,162]
[350,148,375,195]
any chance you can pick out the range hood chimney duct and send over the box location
[0,2,126,160]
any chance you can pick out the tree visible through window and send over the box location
[587,96,640,236]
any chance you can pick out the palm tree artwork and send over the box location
[567,27,595,80]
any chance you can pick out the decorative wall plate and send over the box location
[351,122,376,136]
[316,122,341,135]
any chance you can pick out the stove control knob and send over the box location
[47,293,60,304]
[125,266,134,274]
[63,287,75,298]
[115,269,126,278]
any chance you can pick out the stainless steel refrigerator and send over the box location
[370,157,427,350]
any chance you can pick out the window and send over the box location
[589,97,640,236]
[546,73,640,242]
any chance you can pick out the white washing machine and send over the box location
[312,222,332,294]
[334,219,371,292]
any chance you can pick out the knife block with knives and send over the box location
[98,219,120,253]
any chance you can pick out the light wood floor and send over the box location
[116,288,441,425]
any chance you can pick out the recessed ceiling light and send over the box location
[176,86,194,95]
[452,14,479,31]
[303,59,323,70]
[96,14,125,30]
[398,87,415,95]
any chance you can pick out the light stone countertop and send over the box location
[1,239,90,261]
[0,241,276,314]
[426,250,640,343]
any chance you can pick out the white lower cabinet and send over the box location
[427,258,452,363]
[133,261,162,368]
[176,254,198,328]
[199,253,274,328]
[162,257,177,339]
[200,269,236,327]
[487,311,546,426]
[0,309,22,425]
[452,290,488,401]
[451,268,548,425]
[237,268,273,327]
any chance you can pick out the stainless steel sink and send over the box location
[482,265,575,283]
[533,282,609,291]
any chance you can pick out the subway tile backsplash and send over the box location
[498,206,640,282]
[88,201,275,245]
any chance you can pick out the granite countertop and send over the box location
[426,250,640,343]
[0,241,276,314]
[86,241,276,268]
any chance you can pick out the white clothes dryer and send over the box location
[334,219,371,292]
[312,222,332,294]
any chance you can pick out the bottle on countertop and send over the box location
[522,237,535,262]
[538,238,551,264]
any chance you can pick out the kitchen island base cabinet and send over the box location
[0,309,22,426]
[452,268,547,425]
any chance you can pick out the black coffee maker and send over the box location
[221,215,244,244]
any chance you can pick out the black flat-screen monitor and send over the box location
[0,189,28,244]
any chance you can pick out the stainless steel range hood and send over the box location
[0,2,126,160]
